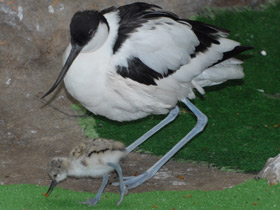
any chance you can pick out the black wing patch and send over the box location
[179,20,253,63]
[184,20,230,57]
[116,57,173,85]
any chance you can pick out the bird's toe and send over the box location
[79,197,99,207]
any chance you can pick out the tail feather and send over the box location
[211,46,253,67]
[193,58,245,88]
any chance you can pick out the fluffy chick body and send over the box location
[48,138,127,181]
[45,138,128,206]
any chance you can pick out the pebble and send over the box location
[260,50,267,56]
[5,78,11,85]
[48,5,54,14]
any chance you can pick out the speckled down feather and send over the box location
[71,138,126,158]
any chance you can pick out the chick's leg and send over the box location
[80,174,108,206]
[108,162,127,206]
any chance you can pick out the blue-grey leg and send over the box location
[80,174,108,206]
[107,162,127,206]
[126,106,179,153]
[114,98,208,189]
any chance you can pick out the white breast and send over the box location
[63,44,110,108]
[63,12,119,116]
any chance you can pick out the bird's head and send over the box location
[41,10,109,98]
[43,157,69,197]
[70,10,109,53]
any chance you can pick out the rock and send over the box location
[257,154,280,184]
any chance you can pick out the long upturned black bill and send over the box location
[41,44,82,99]
[43,180,57,197]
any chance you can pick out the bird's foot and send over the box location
[79,196,100,207]
[116,184,128,206]
[116,194,124,206]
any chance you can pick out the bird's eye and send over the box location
[54,174,57,178]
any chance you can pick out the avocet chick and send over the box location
[43,138,128,206]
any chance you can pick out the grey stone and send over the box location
[257,154,280,184]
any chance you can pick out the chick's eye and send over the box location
[53,174,57,178]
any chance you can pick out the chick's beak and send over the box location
[43,180,57,197]
[41,44,82,99]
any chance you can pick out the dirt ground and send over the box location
[0,93,254,194]
[0,137,254,194]
[0,0,261,196]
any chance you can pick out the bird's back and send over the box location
[70,138,126,158]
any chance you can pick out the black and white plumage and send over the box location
[42,2,252,189]
[44,138,127,206]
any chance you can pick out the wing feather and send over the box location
[113,16,199,85]
[109,3,250,86]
